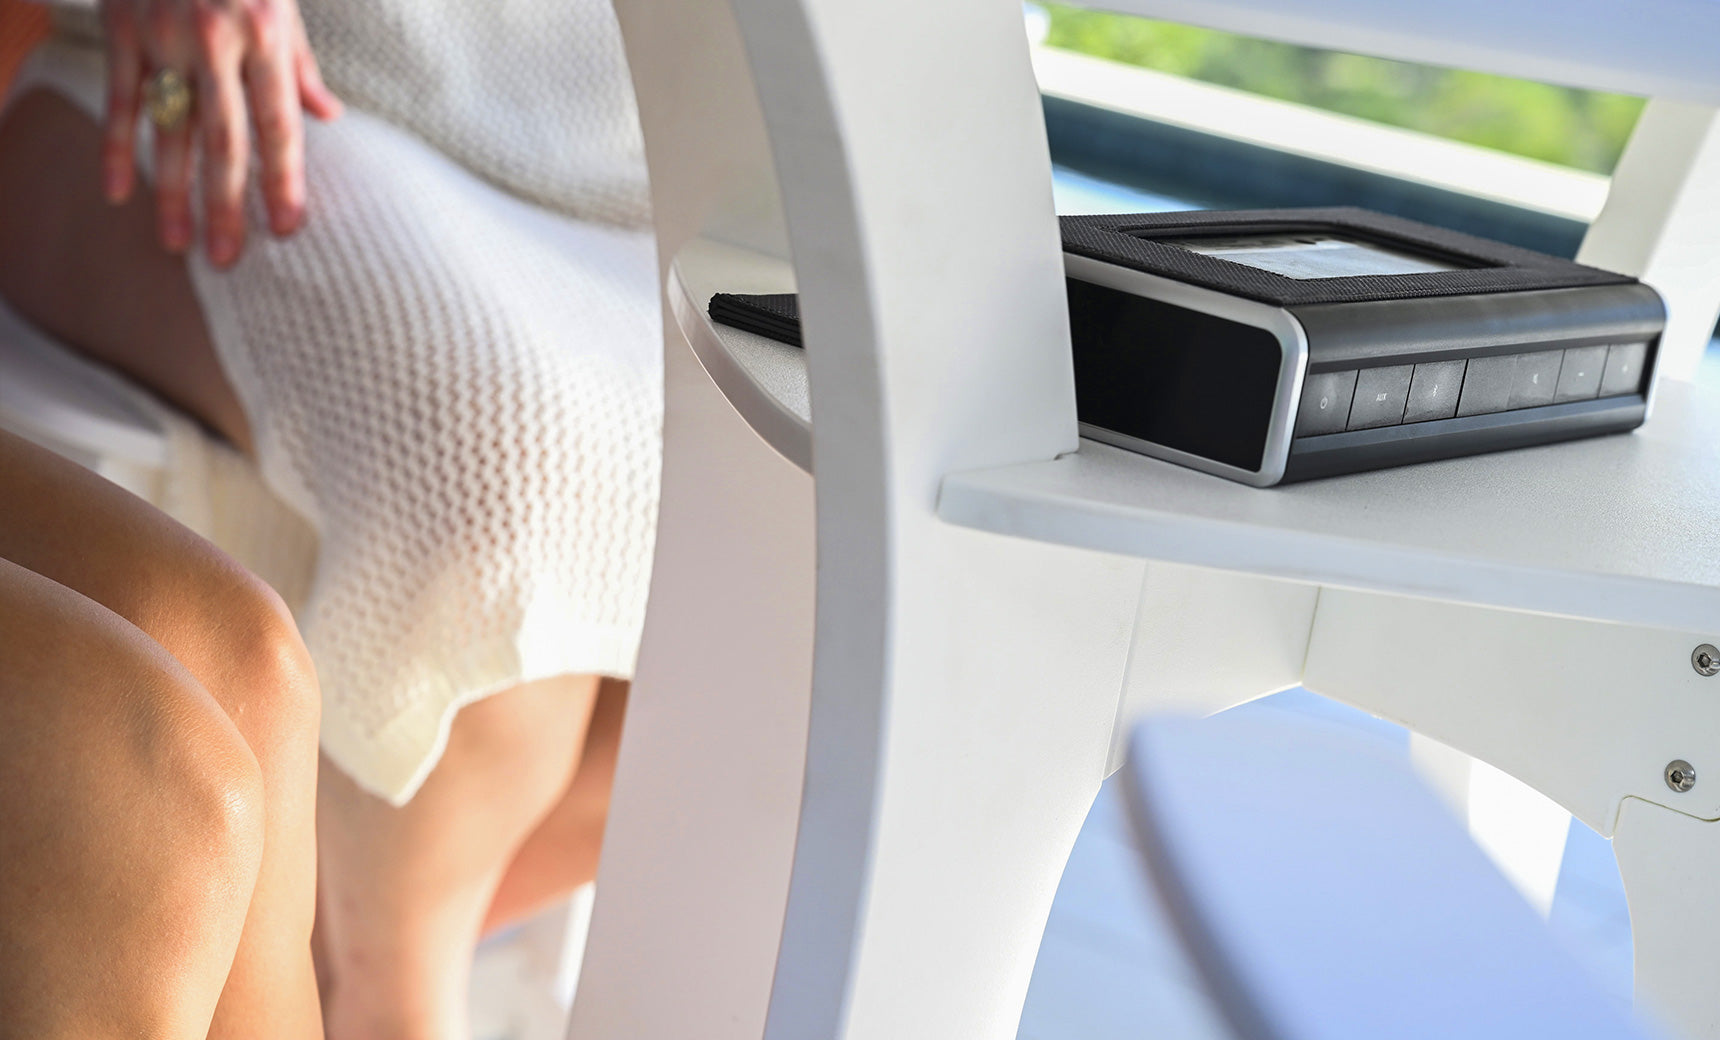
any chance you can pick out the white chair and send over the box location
[574,1,1720,1039]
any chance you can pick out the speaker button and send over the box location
[1554,345,1607,403]
[1295,370,1358,437]
[1457,354,1518,416]
[1600,342,1648,396]
[1347,365,1413,430]
[1404,360,1466,423]
[1508,350,1562,409]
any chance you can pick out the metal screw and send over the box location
[1666,760,1697,793]
[1695,644,1720,677]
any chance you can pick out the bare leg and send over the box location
[0,88,252,452]
[0,83,620,1040]
[316,675,600,1040]
[0,430,322,1039]
[483,680,628,935]
[0,471,267,1036]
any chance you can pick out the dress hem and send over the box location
[320,621,640,805]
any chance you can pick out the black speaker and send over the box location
[709,206,1664,485]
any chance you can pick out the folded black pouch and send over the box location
[707,292,803,348]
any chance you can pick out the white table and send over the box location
[571,2,1720,1038]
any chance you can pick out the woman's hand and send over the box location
[99,0,342,268]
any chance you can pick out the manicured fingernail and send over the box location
[209,231,236,267]
[271,203,303,236]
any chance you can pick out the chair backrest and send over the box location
[1123,709,1658,1040]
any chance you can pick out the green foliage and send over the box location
[1042,6,1643,173]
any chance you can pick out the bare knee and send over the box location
[74,667,268,1040]
[137,669,271,904]
[0,566,267,1038]
[185,565,322,793]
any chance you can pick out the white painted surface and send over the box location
[716,1,1164,1038]
[1096,0,1720,103]
[603,0,1720,1036]
[567,329,817,1040]
[1109,564,1317,770]
[1408,733,1475,822]
[1467,757,1573,918]
[569,2,816,1037]
[1613,797,1720,1040]
[1304,590,1720,833]
[669,238,810,469]
[1578,100,1720,383]
[1304,592,1720,1038]
[940,378,1720,635]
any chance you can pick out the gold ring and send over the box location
[144,68,192,132]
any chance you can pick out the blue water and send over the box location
[1052,165,1193,216]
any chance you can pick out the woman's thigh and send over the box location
[0,426,279,651]
[0,427,321,788]
[0,87,252,453]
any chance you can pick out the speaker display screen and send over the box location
[1161,233,1467,280]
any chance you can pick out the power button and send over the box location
[1295,370,1359,437]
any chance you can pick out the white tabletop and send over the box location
[671,238,811,470]
[680,234,1720,633]
[940,379,1720,634]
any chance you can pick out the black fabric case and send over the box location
[707,292,803,347]
[1058,207,1633,305]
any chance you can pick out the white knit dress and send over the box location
[16,1,663,803]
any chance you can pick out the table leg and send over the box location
[568,329,817,1040]
[1304,590,1720,1035]
[763,530,1146,1040]
[1614,797,1720,1039]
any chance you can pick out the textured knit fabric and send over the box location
[300,0,651,227]
[15,20,663,804]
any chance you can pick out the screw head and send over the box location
[1696,644,1720,677]
[1667,760,1698,793]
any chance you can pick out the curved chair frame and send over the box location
[574,2,1720,1038]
